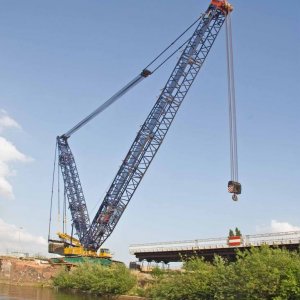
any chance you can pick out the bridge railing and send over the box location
[129,231,300,254]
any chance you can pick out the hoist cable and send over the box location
[226,12,238,182]
[48,141,58,240]
[226,13,236,179]
[229,14,238,180]
[226,17,234,180]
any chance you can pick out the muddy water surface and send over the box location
[0,283,105,300]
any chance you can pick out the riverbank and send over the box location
[2,246,300,299]
[0,256,61,287]
[0,256,148,299]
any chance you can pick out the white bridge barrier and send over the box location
[129,231,300,254]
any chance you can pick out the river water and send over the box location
[0,284,104,300]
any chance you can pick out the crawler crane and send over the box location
[48,0,241,261]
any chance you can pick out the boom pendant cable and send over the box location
[152,36,193,73]
[145,15,203,71]
[62,16,202,138]
[48,141,58,240]
[225,12,241,201]
[63,190,67,234]
[57,157,60,226]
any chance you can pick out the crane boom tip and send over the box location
[210,0,233,14]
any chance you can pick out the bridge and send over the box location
[129,231,300,263]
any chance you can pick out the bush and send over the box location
[221,246,300,299]
[53,262,136,296]
[148,258,216,300]
[147,246,300,300]
[53,248,300,299]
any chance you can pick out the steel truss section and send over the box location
[57,136,90,241]
[83,6,227,250]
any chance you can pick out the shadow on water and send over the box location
[0,283,106,300]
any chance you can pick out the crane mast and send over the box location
[55,0,234,253]
[57,137,90,241]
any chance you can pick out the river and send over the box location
[0,283,105,300]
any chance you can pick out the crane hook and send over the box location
[232,194,238,201]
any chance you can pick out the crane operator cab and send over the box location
[99,248,112,259]
[228,181,241,201]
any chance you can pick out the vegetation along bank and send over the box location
[53,246,300,299]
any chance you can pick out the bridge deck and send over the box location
[129,231,300,263]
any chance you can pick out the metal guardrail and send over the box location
[129,231,300,254]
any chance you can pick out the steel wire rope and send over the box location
[57,155,60,228]
[90,176,116,216]
[63,15,203,138]
[226,15,234,180]
[48,141,58,240]
[144,14,203,71]
[226,12,238,182]
[63,189,67,234]
[229,13,238,180]
[151,36,193,73]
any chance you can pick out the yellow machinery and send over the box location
[49,232,112,259]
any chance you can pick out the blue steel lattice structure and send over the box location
[57,136,90,241]
[57,0,232,251]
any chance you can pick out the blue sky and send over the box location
[0,0,299,262]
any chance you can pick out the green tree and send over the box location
[231,246,300,299]
[213,246,300,299]
[235,227,241,236]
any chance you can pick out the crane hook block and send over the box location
[228,181,241,195]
